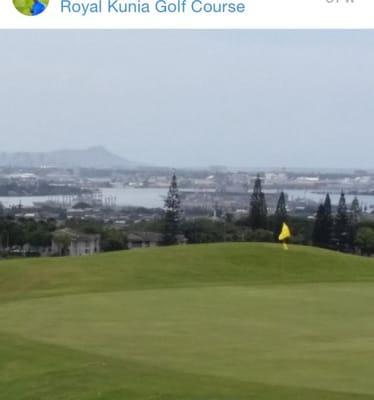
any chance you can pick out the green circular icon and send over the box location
[13,0,49,16]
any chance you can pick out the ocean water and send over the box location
[0,188,374,210]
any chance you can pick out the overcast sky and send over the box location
[1,30,374,169]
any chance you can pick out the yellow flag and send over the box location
[278,223,291,242]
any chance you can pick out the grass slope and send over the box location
[1,243,374,399]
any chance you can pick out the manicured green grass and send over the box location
[1,243,374,399]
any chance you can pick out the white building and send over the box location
[52,228,100,257]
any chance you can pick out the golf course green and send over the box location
[1,243,374,399]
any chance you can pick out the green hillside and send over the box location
[1,243,374,399]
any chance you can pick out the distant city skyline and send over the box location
[1,30,374,169]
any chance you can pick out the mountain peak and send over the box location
[0,147,137,169]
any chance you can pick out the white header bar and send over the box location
[1,0,373,29]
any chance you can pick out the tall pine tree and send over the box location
[249,174,267,230]
[274,191,287,239]
[348,197,361,251]
[163,172,182,245]
[334,191,349,252]
[313,203,326,248]
[312,193,333,248]
[322,193,333,248]
[350,197,361,226]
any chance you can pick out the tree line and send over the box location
[1,173,374,258]
[162,173,374,256]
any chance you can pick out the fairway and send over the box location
[1,244,374,399]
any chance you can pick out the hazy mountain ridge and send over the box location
[0,147,137,169]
